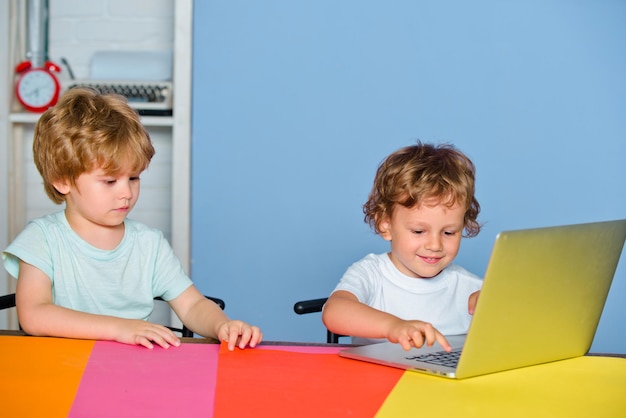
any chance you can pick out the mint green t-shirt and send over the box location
[2,211,192,320]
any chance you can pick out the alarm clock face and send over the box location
[16,68,60,112]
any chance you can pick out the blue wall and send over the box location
[191,1,626,352]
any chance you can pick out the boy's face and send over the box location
[379,200,465,279]
[53,166,142,230]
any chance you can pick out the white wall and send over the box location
[48,0,174,81]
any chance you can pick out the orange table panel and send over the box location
[0,336,94,417]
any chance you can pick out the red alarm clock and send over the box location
[15,60,62,112]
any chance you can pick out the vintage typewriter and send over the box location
[64,80,173,116]
[63,50,173,116]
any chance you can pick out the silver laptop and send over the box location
[339,219,626,379]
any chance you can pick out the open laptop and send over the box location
[339,219,626,379]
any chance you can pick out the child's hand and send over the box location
[216,320,263,351]
[468,290,481,315]
[387,319,451,352]
[116,319,181,349]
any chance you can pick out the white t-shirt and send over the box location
[331,253,482,344]
[2,211,192,320]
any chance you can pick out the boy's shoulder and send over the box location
[350,252,389,268]
[345,253,393,277]
[27,211,65,229]
[26,214,163,237]
[360,252,388,262]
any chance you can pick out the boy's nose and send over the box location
[426,234,443,251]
[118,181,133,199]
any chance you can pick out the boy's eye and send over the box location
[444,230,459,236]
[103,176,140,184]
[412,230,424,235]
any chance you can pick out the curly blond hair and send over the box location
[363,142,481,237]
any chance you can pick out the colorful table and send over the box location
[1,335,625,417]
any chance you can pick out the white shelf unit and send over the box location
[0,0,192,330]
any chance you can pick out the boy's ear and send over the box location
[52,179,70,195]
[378,215,392,241]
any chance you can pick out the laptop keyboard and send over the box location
[405,349,462,368]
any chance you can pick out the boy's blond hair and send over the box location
[33,88,155,204]
[363,142,481,237]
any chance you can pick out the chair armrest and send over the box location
[0,293,16,310]
[293,298,328,315]
[293,296,348,343]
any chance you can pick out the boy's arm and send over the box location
[322,290,451,351]
[16,261,181,349]
[168,285,262,350]
[468,290,480,314]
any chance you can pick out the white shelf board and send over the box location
[9,112,174,127]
